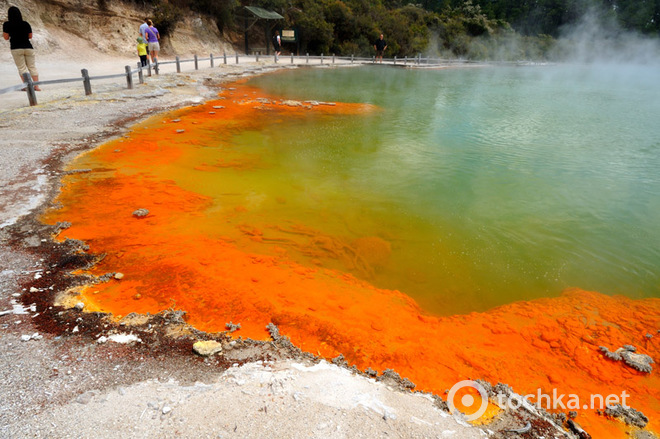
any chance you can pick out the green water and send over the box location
[208,65,660,315]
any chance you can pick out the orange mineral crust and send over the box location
[42,83,659,437]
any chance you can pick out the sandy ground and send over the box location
[0,49,503,438]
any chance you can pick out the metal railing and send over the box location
[0,52,479,107]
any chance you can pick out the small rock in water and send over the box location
[192,340,223,356]
[600,345,654,373]
[212,105,225,109]
[114,272,124,280]
[74,302,85,311]
[225,321,241,332]
[176,129,185,134]
[132,208,149,218]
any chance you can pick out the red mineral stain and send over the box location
[42,82,659,437]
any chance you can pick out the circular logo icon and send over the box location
[446,380,489,421]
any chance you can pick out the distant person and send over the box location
[139,17,149,56]
[2,6,41,90]
[272,30,281,56]
[374,33,387,63]
[145,19,160,64]
[137,35,148,66]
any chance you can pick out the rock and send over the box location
[162,406,172,414]
[97,335,108,344]
[567,419,591,439]
[176,129,185,133]
[75,391,96,404]
[192,340,223,356]
[20,334,32,342]
[212,105,225,109]
[74,302,85,311]
[132,208,149,218]
[114,272,124,280]
[600,345,653,373]
[604,403,648,428]
[225,321,241,332]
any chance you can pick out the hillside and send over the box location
[0,0,234,60]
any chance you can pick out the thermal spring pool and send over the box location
[43,65,660,436]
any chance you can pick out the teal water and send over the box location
[240,65,660,315]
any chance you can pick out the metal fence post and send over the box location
[137,62,144,84]
[224,52,227,64]
[372,56,375,64]
[194,54,199,70]
[210,53,214,68]
[256,52,259,62]
[274,53,278,63]
[81,69,92,95]
[125,65,133,89]
[176,56,181,73]
[154,60,159,75]
[147,61,152,77]
[394,56,397,65]
[321,53,324,64]
[291,53,294,64]
[404,56,407,65]
[351,54,354,64]
[22,72,37,106]
[236,53,239,64]
[306,53,309,64]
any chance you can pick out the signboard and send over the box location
[281,29,297,43]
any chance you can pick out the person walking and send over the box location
[374,33,387,63]
[3,6,40,90]
[144,19,160,64]
[139,17,149,57]
[137,35,148,67]
[272,30,281,56]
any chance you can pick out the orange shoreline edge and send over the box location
[42,82,659,437]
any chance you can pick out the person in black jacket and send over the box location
[374,33,387,63]
[3,6,40,90]
[272,30,281,56]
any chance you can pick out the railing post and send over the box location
[256,52,259,62]
[22,72,37,106]
[274,53,278,63]
[194,54,199,70]
[404,56,407,65]
[137,62,144,84]
[332,54,335,64]
[372,56,375,64]
[147,61,152,77]
[154,60,159,75]
[224,52,227,64]
[351,54,354,64]
[306,53,309,64]
[321,53,324,64]
[176,56,181,73]
[394,56,397,65]
[81,69,92,95]
[291,53,294,64]
[210,53,214,68]
[125,65,133,89]
[236,53,239,64]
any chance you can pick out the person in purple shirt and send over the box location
[3,6,40,90]
[144,19,160,64]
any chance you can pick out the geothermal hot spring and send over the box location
[45,65,660,436]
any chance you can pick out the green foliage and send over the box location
[152,0,183,37]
